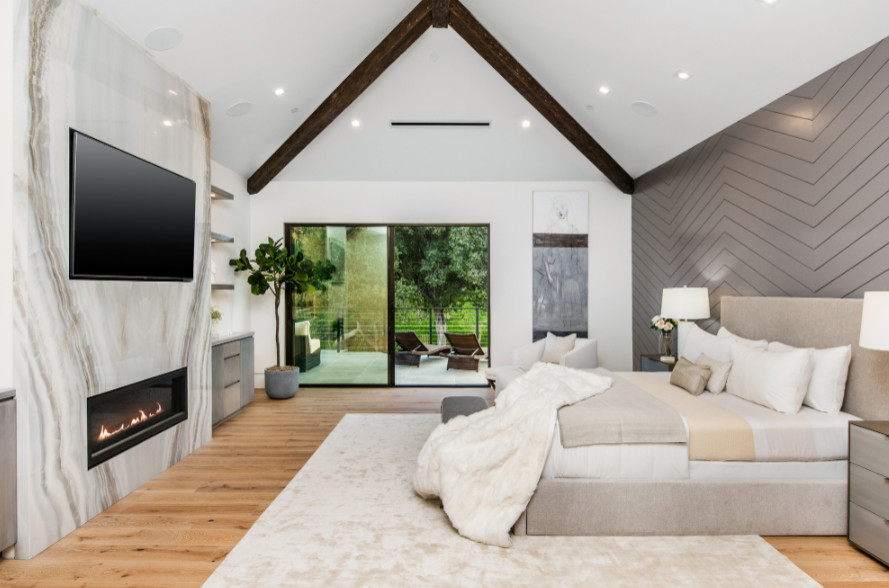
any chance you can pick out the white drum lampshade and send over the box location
[860,291,889,351]
[661,287,710,320]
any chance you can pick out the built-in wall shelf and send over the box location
[211,284,235,290]
[210,231,234,243]
[210,185,234,200]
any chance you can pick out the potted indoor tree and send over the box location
[230,237,335,399]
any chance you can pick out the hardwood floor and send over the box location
[1,387,887,587]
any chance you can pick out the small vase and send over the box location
[661,332,673,357]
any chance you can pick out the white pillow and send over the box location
[767,341,851,414]
[726,343,814,414]
[717,326,768,351]
[680,324,732,363]
[540,332,576,363]
[695,353,732,394]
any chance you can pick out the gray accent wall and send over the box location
[632,38,889,366]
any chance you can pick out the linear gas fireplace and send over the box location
[86,367,188,469]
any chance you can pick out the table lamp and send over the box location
[661,286,710,362]
[860,291,889,351]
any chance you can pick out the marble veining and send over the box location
[13,0,212,558]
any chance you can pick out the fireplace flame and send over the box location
[97,401,164,442]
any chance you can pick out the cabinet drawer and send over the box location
[223,355,241,388]
[849,502,889,566]
[851,464,889,521]
[850,425,889,477]
[222,341,240,359]
[223,382,241,419]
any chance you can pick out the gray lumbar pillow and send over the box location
[670,357,712,396]
[695,353,732,394]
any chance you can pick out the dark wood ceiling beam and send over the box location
[449,0,635,194]
[430,0,450,28]
[247,1,434,194]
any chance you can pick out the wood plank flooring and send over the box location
[1,387,887,587]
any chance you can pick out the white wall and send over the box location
[0,0,12,387]
[249,180,632,385]
[210,161,251,336]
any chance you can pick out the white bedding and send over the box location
[542,371,859,481]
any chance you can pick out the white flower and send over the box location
[663,322,674,332]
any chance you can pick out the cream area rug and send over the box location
[203,414,818,587]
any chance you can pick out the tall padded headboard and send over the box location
[721,296,889,420]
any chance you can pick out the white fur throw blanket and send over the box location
[412,363,612,547]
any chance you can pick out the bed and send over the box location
[513,296,889,537]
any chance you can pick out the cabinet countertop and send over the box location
[211,332,255,347]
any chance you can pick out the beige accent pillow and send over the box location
[540,332,577,363]
[670,357,712,396]
[695,353,732,394]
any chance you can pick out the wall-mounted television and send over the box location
[69,129,196,281]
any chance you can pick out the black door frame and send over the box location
[283,222,491,387]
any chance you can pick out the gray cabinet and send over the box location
[848,421,889,566]
[1,389,16,553]
[211,333,255,427]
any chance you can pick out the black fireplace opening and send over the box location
[86,367,188,469]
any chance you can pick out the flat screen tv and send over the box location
[69,129,196,281]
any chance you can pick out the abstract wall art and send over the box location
[532,191,589,340]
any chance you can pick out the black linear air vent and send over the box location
[390,121,490,127]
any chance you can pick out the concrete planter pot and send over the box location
[264,366,299,399]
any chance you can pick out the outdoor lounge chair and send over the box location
[394,331,451,367]
[444,332,488,371]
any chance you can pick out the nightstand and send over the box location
[848,421,889,567]
[640,354,676,372]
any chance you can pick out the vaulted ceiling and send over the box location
[85,0,889,189]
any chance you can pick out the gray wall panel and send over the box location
[632,38,889,367]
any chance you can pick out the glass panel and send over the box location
[288,226,389,385]
[393,226,490,386]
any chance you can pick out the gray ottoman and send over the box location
[441,396,488,423]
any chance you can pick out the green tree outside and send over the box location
[394,226,489,346]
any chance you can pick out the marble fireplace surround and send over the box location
[11,0,212,558]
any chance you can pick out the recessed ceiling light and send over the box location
[521,119,531,128]
[598,86,610,95]
[351,119,361,128]
[630,101,659,117]
[162,119,173,127]
[226,101,253,117]
[144,27,183,51]
[675,70,692,80]
[760,0,780,4]
[168,89,178,96]
[274,88,285,96]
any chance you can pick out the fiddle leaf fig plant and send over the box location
[230,237,335,369]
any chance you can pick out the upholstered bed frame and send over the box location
[514,296,889,537]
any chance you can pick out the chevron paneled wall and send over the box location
[632,38,889,367]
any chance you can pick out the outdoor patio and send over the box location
[296,350,489,386]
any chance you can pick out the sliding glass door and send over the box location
[285,225,389,385]
[284,223,489,386]
[393,226,489,386]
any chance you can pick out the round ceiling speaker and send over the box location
[226,101,253,117]
[631,101,659,117]
[144,27,183,51]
